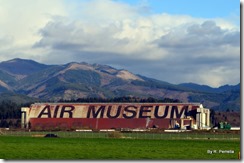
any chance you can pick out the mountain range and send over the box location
[0,58,240,111]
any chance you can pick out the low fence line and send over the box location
[0,130,240,140]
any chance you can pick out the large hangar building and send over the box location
[21,103,210,130]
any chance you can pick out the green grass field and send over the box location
[0,135,240,160]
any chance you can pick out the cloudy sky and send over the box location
[0,0,240,87]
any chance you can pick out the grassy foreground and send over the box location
[0,136,240,160]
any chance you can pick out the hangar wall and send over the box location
[21,103,210,130]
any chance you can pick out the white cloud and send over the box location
[0,0,240,87]
[0,0,67,61]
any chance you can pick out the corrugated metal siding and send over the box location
[30,118,175,130]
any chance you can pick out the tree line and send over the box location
[58,96,181,103]
[0,100,32,128]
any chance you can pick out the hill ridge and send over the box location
[0,58,240,111]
